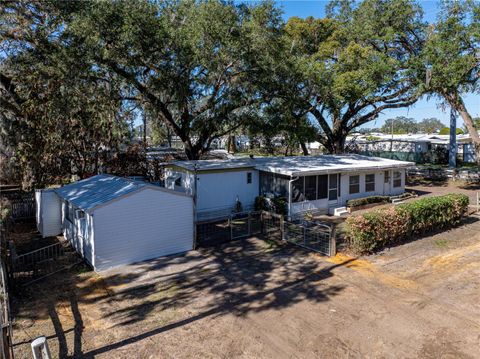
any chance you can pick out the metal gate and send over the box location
[230,211,263,240]
[11,241,81,285]
[283,220,334,256]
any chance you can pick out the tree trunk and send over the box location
[324,135,346,154]
[447,93,480,165]
[300,141,309,155]
[184,143,201,160]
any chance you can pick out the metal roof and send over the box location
[55,174,148,211]
[254,155,414,176]
[171,154,414,176]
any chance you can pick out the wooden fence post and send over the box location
[329,224,337,257]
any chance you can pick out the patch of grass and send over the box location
[434,239,449,248]
[262,238,280,251]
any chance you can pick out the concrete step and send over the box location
[333,207,349,217]
[391,198,404,205]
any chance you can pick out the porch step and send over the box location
[333,207,349,217]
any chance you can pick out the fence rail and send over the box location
[197,210,336,256]
[10,241,79,285]
[283,220,333,256]
[1,191,35,222]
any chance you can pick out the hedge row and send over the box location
[346,196,390,208]
[346,192,416,208]
[344,194,469,254]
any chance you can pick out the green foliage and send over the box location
[345,194,469,254]
[63,0,284,160]
[254,195,287,215]
[380,116,445,134]
[439,127,464,135]
[279,0,425,153]
[421,0,480,162]
[418,118,444,134]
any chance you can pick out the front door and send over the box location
[383,170,391,195]
[328,174,339,205]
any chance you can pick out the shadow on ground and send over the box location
[13,238,349,358]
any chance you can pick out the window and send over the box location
[75,209,85,220]
[291,177,305,203]
[65,201,72,222]
[304,176,317,200]
[384,170,391,184]
[247,172,252,184]
[349,175,360,194]
[317,175,328,199]
[365,174,375,192]
[393,171,402,188]
[328,174,338,200]
[174,176,182,187]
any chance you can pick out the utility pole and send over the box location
[390,119,394,153]
[449,107,457,168]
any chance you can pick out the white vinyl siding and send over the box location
[93,188,193,271]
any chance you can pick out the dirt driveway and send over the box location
[12,216,480,358]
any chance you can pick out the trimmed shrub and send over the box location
[254,196,267,211]
[347,196,390,208]
[345,194,469,254]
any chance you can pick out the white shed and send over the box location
[52,175,194,271]
[35,188,63,238]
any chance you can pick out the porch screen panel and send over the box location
[291,177,305,203]
[317,175,328,199]
[304,176,317,200]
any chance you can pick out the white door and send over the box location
[328,174,339,206]
[383,170,391,195]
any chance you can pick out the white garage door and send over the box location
[92,187,193,271]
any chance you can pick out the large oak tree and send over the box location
[422,0,480,164]
[61,0,284,159]
[278,0,426,153]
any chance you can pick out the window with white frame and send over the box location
[384,170,391,184]
[365,174,375,192]
[65,201,74,222]
[349,175,360,194]
[393,171,402,187]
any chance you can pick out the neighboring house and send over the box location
[349,133,477,163]
[36,175,194,271]
[164,154,413,220]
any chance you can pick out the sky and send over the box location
[269,0,480,128]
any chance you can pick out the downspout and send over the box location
[193,163,198,249]
[288,176,299,221]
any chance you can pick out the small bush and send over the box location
[254,196,287,215]
[345,194,469,254]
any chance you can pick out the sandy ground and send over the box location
[12,211,480,359]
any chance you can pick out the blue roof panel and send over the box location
[55,174,147,211]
